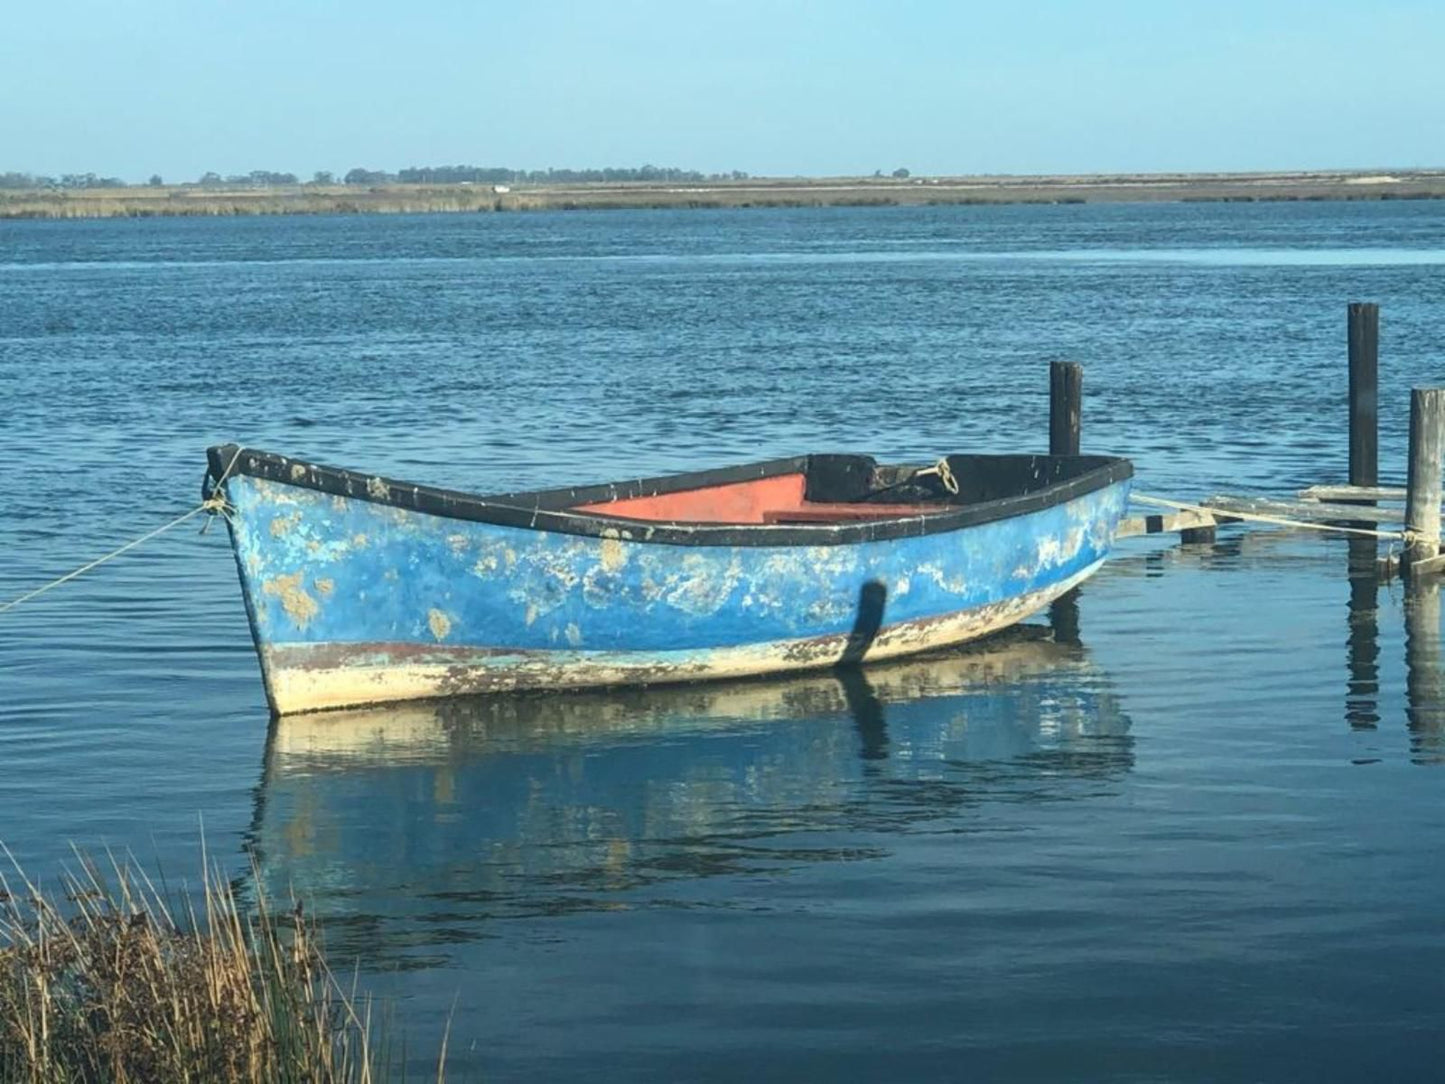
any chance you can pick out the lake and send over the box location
[2,201,1444,1080]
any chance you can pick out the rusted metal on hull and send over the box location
[208,446,1132,715]
[258,566,1097,712]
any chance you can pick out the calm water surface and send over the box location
[2,202,1445,1080]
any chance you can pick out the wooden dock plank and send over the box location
[1299,484,1408,502]
[1202,495,1407,524]
[1409,553,1445,577]
[1116,508,1219,539]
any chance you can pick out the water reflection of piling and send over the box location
[1345,536,1381,730]
[836,668,888,763]
[1405,579,1445,763]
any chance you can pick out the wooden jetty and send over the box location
[1070,302,1445,581]
[1055,307,1443,757]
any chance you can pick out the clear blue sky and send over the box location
[3,0,1441,182]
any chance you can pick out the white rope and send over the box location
[198,446,245,533]
[0,501,224,615]
[914,457,960,495]
[1132,492,1411,542]
[0,449,244,616]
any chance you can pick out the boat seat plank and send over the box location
[762,503,950,524]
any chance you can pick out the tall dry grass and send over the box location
[0,848,441,1083]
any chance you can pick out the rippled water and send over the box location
[2,202,1444,1080]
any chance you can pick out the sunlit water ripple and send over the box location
[2,201,1443,1080]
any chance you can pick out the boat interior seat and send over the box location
[570,453,1108,526]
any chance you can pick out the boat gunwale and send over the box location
[206,444,1133,548]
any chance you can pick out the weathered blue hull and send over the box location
[211,448,1131,714]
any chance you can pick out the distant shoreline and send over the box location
[4,169,1444,219]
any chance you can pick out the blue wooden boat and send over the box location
[205,445,1132,715]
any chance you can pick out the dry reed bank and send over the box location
[3,170,1444,219]
[0,853,447,1083]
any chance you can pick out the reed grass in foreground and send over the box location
[0,849,442,1083]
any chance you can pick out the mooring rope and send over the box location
[0,501,225,615]
[1131,492,1415,543]
[914,457,960,495]
[0,449,244,617]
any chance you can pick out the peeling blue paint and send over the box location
[223,474,1130,657]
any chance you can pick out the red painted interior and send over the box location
[576,474,806,524]
[575,473,946,525]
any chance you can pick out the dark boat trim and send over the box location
[206,444,1133,548]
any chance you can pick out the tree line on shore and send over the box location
[0,164,753,191]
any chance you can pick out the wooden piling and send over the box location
[1348,302,1379,490]
[1048,362,1085,618]
[1405,388,1445,572]
[1049,361,1082,457]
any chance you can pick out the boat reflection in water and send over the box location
[249,626,1131,960]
